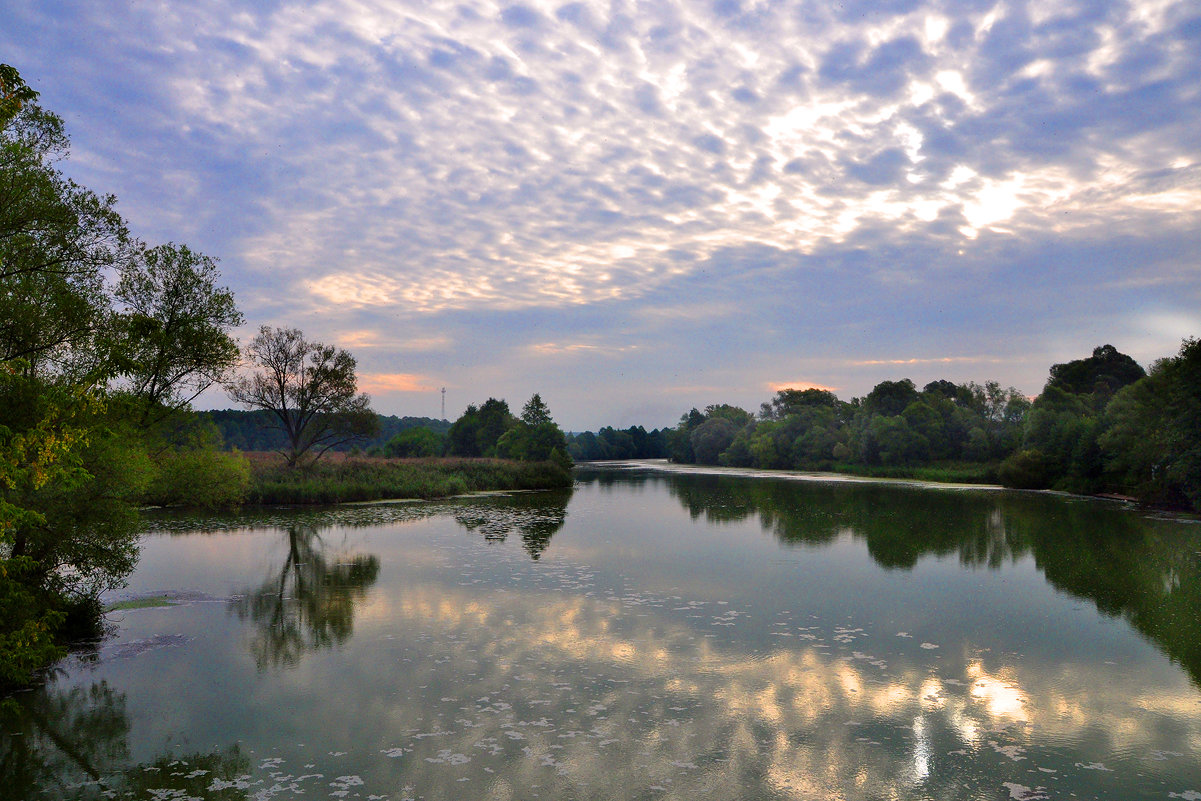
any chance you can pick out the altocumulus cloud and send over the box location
[5,0,1201,426]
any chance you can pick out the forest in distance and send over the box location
[199,338,1201,514]
[567,340,1201,513]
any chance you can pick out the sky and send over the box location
[6,0,1201,430]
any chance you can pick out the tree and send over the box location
[1,78,129,378]
[446,404,483,456]
[496,422,570,463]
[446,398,516,457]
[1100,337,1201,509]
[0,64,39,126]
[114,242,243,426]
[521,393,553,426]
[1047,344,1145,410]
[862,379,919,417]
[226,327,377,466]
[476,398,515,456]
[666,408,707,463]
[690,417,739,464]
[497,394,570,463]
[382,426,445,458]
[760,388,840,420]
[0,65,254,688]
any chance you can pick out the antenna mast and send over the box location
[441,387,446,420]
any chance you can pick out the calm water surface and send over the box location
[4,463,1201,800]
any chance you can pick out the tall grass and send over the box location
[245,453,573,505]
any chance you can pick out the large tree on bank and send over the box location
[226,326,377,466]
[1,63,248,689]
[114,242,243,426]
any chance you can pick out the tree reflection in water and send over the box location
[0,678,248,800]
[453,489,571,560]
[632,468,1201,685]
[229,524,380,670]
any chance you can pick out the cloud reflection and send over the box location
[336,576,1199,800]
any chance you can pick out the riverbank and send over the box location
[246,453,573,504]
[579,459,1000,488]
[820,460,998,484]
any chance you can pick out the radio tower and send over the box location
[441,387,446,420]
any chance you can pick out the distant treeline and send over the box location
[205,394,573,469]
[202,410,451,453]
[571,340,1201,512]
[565,426,672,461]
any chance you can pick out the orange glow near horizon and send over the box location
[767,380,839,393]
[357,372,437,394]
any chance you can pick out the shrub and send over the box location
[998,449,1051,490]
[146,449,251,509]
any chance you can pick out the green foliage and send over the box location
[1,95,129,378]
[521,393,553,426]
[0,64,39,126]
[476,398,516,456]
[144,448,251,509]
[759,388,841,420]
[862,379,920,417]
[1100,337,1201,509]
[446,403,483,456]
[446,397,521,458]
[549,446,573,473]
[998,449,1051,490]
[382,426,445,458]
[114,242,243,425]
[0,64,251,688]
[667,406,752,464]
[0,556,65,689]
[566,425,669,461]
[666,408,706,463]
[202,409,449,453]
[650,342,1192,505]
[497,421,571,463]
[1017,347,1143,493]
[690,417,741,464]
[0,370,151,689]
[445,394,574,464]
[245,456,573,504]
[1048,343,1146,410]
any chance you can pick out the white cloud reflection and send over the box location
[333,578,1201,799]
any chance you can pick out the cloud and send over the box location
[527,341,641,357]
[767,381,840,393]
[337,330,451,352]
[850,356,1005,367]
[357,372,437,394]
[10,0,1201,426]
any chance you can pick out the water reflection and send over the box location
[613,468,1201,687]
[229,525,380,669]
[453,489,570,559]
[220,491,570,670]
[0,677,247,800]
[313,576,1199,800]
[16,474,1199,799]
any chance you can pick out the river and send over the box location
[4,462,1200,800]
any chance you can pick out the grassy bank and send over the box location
[824,461,1000,484]
[245,453,573,504]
